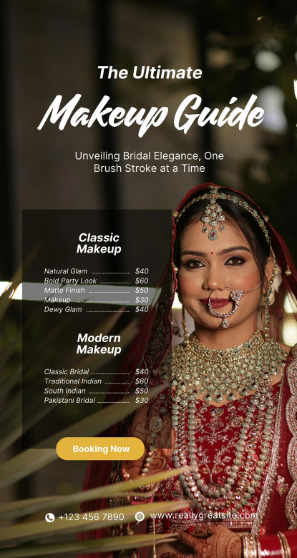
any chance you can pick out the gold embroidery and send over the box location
[277,475,289,496]
[285,349,297,528]
[286,398,297,435]
[251,373,284,534]
[157,389,279,532]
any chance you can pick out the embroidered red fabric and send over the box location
[148,384,282,534]
[78,184,297,557]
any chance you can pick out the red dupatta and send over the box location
[78,183,297,552]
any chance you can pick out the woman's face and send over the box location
[178,217,265,331]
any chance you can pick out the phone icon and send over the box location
[45,513,55,522]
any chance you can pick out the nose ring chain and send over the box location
[207,281,262,329]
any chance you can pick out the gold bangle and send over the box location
[277,532,291,558]
[255,535,262,558]
[277,534,286,558]
[282,535,291,558]
[252,535,258,558]
[246,534,258,558]
[246,535,252,558]
[242,535,249,558]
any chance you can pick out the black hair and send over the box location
[174,187,270,278]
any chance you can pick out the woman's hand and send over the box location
[161,525,242,558]
[124,396,175,479]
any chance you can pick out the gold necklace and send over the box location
[160,330,287,403]
[158,332,287,514]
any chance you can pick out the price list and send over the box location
[22,209,171,444]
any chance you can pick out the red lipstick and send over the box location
[200,298,231,308]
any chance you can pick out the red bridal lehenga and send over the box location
[79,184,297,558]
[145,375,295,535]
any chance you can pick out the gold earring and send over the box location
[263,289,270,340]
[182,305,189,345]
[263,258,276,340]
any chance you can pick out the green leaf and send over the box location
[0,247,39,323]
[0,467,190,520]
[0,449,56,490]
[0,384,167,488]
[0,277,21,323]
[0,534,177,557]
[0,395,21,427]
[37,384,166,449]
[0,500,186,545]
[0,418,22,454]
[0,361,21,400]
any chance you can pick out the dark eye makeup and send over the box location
[184,259,205,269]
[225,256,246,266]
[182,255,247,270]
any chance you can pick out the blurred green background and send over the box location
[0,0,296,554]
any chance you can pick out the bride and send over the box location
[81,184,297,558]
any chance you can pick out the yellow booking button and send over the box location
[56,437,145,460]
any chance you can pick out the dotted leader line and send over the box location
[92,272,130,274]
[89,292,130,294]
[86,310,131,313]
[85,301,130,304]
[96,401,130,404]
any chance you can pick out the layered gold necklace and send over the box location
[159,331,287,514]
[167,330,286,404]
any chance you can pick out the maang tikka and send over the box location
[200,187,226,240]
[174,185,271,246]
